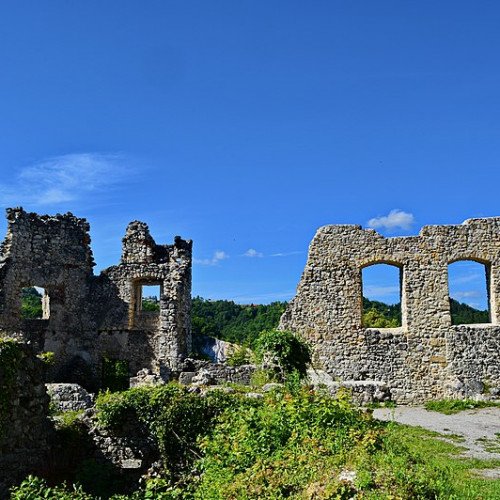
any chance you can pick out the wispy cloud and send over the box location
[243,248,263,258]
[194,250,229,266]
[449,273,482,285]
[0,153,131,207]
[270,251,303,257]
[367,209,414,231]
[240,249,302,258]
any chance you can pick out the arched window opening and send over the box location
[361,263,402,328]
[448,260,490,325]
[21,286,49,319]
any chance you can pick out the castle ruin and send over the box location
[280,218,500,402]
[0,208,192,389]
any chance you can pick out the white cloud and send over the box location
[0,153,130,207]
[243,248,263,258]
[270,250,303,257]
[194,250,229,266]
[367,209,414,231]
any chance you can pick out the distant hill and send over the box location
[191,296,287,346]
[449,298,489,325]
[19,292,488,340]
[192,296,489,345]
[362,297,488,327]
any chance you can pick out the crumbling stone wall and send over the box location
[95,222,192,378]
[0,208,192,389]
[0,340,51,497]
[281,218,500,402]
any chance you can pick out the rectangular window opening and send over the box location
[448,260,491,325]
[21,286,49,319]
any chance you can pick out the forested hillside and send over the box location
[191,296,287,345]
[192,296,490,343]
[19,291,489,338]
[449,298,489,324]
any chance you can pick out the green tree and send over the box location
[21,287,43,319]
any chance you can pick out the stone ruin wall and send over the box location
[0,342,51,497]
[0,208,192,389]
[280,218,500,403]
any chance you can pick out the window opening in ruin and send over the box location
[361,264,402,328]
[141,284,161,312]
[21,286,49,319]
[132,283,161,314]
[448,260,491,325]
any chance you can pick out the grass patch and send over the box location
[388,425,500,499]
[425,399,500,415]
[476,434,500,454]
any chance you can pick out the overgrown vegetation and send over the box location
[425,398,500,415]
[225,345,252,366]
[191,297,287,345]
[95,384,257,479]
[253,329,311,380]
[37,350,55,365]
[11,476,92,499]
[11,385,500,499]
[102,357,130,392]
[20,286,43,319]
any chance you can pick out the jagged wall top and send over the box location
[121,220,192,265]
[0,207,95,271]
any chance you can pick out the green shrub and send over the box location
[95,384,253,477]
[195,388,379,498]
[102,357,130,392]
[13,388,500,499]
[10,475,92,499]
[20,287,43,319]
[253,329,311,380]
[37,350,55,365]
[194,388,466,499]
[226,345,252,366]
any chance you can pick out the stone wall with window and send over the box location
[280,218,500,402]
[0,208,192,389]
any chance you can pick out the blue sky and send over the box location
[0,1,498,307]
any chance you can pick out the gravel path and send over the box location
[373,406,500,462]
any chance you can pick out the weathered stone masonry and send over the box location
[0,208,192,388]
[281,218,500,403]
